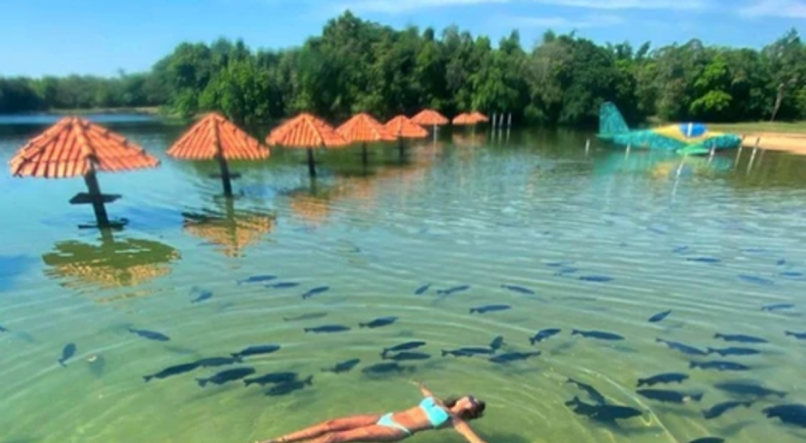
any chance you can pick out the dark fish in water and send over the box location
[649,310,672,323]
[323,358,361,374]
[268,282,300,289]
[501,284,535,295]
[673,246,690,254]
[415,284,431,295]
[489,336,504,351]
[469,304,511,314]
[382,341,426,357]
[637,389,703,404]
[578,276,613,283]
[128,327,170,342]
[738,275,773,286]
[762,404,806,428]
[546,261,574,268]
[690,361,750,372]
[58,343,76,367]
[244,371,298,386]
[707,347,761,357]
[283,312,328,322]
[714,333,768,344]
[302,286,330,299]
[555,267,580,276]
[436,285,470,295]
[231,344,281,359]
[385,351,431,362]
[529,328,561,345]
[782,271,804,278]
[304,325,350,334]
[714,381,787,398]
[565,396,643,423]
[266,375,313,396]
[362,362,411,375]
[657,338,708,356]
[762,303,795,312]
[359,316,398,329]
[0,324,7,332]
[195,356,243,367]
[687,257,721,264]
[777,259,787,266]
[702,400,754,420]
[196,367,255,387]
[572,330,624,341]
[566,378,606,405]
[785,331,806,340]
[637,373,689,388]
[238,275,276,285]
[442,347,495,357]
[689,438,725,443]
[190,287,213,304]
[144,362,200,382]
[489,351,540,364]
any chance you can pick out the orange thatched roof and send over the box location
[411,109,449,127]
[9,116,159,179]
[452,113,478,125]
[266,113,348,148]
[470,111,489,123]
[336,113,397,143]
[384,115,428,139]
[167,113,269,161]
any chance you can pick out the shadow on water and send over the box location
[182,197,276,258]
[0,254,36,292]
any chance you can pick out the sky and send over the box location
[1,0,805,77]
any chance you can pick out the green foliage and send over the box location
[2,16,806,127]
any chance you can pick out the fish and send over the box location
[268,282,301,289]
[566,378,607,405]
[564,397,643,423]
[738,275,773,286]
[637,389,704,404]
[323,358,361,374]
[689,361,750,372]
[777,259,787,266]
[546,261,574,268]
[689,438,725,443]
[196,367,255,387]
[673,246,690,254]
[501,285,535,295]
[238,275,277,285]
[489,336,504,351]
[442,347,495,357]
[384,352,431,362]
[0,324,7,332]
[231,344,281,359]
[572,330,624,341]
[128,327,170,342]
[469,304,511,314]
[714,381,787,398]
[359,317,398,329]
[707,347,761,357]
[144,362,201,382]
[58,343,76,367]
[282,312,328,322]
[489,351,540,364]
[436,285,471,295]
[687,257,721,264]
[714,333,768,344]
[762,303,795,312]
[578,276,613,283]
[266,375,313,396]
[195,356,243,367]
[762,404,806,428]
[244,372,298,386]
[190,287,213,304]
[656,338,709,356]
[382,341,426,357]
[781,271,804,278]
[414,284,431,295]
[702,400,754,420]
[785,331,806,340]
[304,325,351,334]
[302,286,331,299]
[529,329,561,345]
[361,362,412,375]
[555,267,580,276]
[649,310,672,323]
[637,373,689,388]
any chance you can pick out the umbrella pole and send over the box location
[83,171,110,228]
[216,155,233,197]
[361,143,369,166]
[307,147,317,178]
[398,138,405,161]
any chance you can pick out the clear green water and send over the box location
[1,117,806,443]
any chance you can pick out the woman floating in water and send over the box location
[258,381,487,443]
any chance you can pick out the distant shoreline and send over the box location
[18,106,164,116]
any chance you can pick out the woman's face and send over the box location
[455,396,478,412]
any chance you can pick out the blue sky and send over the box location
[1,0,804,77]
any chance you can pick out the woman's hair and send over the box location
[444,396,486,420]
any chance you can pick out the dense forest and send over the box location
[2,12,806,127]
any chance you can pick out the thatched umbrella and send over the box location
[8,116,160,228]
[411,109,449,142]
[470,111,489,123]
[266,113,348,178]
[452,113,478,126]
[167,113,269,196]
[385,115,429,159]
[182,199,275,258]
[336,113,397,166]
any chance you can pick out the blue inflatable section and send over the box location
[678,123,708,138]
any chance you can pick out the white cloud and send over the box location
[739,0,806,18]
[514,14,625,28]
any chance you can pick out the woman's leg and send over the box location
[306,425,407,443]
[259,415,382,443]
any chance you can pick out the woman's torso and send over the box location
[389,399,450,433]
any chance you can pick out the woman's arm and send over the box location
[410,380,436,398]
[451,418,488,443]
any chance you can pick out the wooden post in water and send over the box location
[507,113,512,128]
[83,168,110,228]
[747,140,759,174]
[306,147,317,178]
[585,139,591,155]
[212,121,234,197]
[361,143,369,166]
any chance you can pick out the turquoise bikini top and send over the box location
[420,397,451,427]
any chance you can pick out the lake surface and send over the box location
[1,115,806,443]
